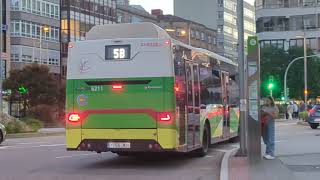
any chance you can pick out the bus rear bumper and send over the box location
[68,139,172,152]
[66,128,178,152]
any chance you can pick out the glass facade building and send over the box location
[60,0,117,77]
[256,0,320,52]
[9,0,61,74]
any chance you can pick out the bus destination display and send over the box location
[105,45,131,60]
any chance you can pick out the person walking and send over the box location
[261,96,279,160]
[293,102,299,118]
[287,102,294,120]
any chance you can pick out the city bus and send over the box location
[66,23,240,157]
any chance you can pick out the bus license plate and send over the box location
[107,142,131,149]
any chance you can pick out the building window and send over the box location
[195,31,200,40]
[11,0,60,20]
[201,32,205,41]
[21,55,33,63]
[191,29,195,38]
[11,54,20,62]
[10,20,59,42]
[213,38,217,45]
[218,11,223,19]
[208,36,212,43]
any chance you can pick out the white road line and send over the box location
[16,142,47,145]
[55,153,97,159]
[0,144,65,150]
[39,144,65,147]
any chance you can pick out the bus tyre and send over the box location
[310,123,319,129]
[195,124,210,157]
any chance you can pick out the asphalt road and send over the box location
[273,120,320,180]
[0,135,234,180]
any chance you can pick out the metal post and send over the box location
[0,0,3,115]
[303,36,307,103]
[237,0,247,155]
[188,23,191,45]
[40,26,42,64]
[284,54,320,102]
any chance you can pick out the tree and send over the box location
[261,45,320,100]
[3,64,62,117]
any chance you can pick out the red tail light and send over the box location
[112,85,123,90]
[309,109,315,113]
[164,40,171,45]
[68,113,81,122]
[158,112,173,122]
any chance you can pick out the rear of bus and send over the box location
[65,23,178,154]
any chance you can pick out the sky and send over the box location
[130,0,255,15]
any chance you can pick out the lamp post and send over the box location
[296,34,308,103]
[40,26,49,64]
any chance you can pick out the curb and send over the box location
[6,132,65,139]
[297,121,309,126]
[220,148,239,180]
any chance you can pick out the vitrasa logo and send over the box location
[144,86,163,90]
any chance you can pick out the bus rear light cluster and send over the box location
[157,112,173,122]
[112,85,123,90]
[68,113,81,122]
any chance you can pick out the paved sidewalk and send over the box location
[229,156,297,180]
[7,128,65,138]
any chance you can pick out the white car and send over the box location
[0,123,6,144]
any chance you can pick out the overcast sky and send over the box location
[130,0,255,15]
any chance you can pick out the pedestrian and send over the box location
[293,102,299,118]
[287,102,294,120]
[299,102,306,112]
[261,96,279,160]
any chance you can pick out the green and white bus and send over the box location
[66,23,240,156]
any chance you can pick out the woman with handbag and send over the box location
[261,96,279,160]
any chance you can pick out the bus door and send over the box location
[185,62,201,149]
[221,71,231,139]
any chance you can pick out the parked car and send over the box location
[0,123,6,144]
[307,105,320,129]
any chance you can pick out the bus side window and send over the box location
[212,69,223,105]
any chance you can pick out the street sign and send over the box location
[247,36,261,162]
[1,24,8,31]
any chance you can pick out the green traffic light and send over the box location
[268,83,274,90]
[18,86,28,94]
[281,96,285,101]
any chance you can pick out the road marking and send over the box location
[16,142,47,145]
[55,153,97,159]
[0,144,65,150]
[39,144,65,147]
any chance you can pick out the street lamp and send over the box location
[165,27,190,45]
[295,34,307,103]
[40,26,49,64]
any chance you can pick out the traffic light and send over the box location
[18,86,28,94]
[268,82,275,90]
[304,89,308,95]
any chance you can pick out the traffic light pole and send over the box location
[284,54,320,102]
[237,0,247,156]
[0,0,3,116]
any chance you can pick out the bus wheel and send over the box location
[194,124,210,157]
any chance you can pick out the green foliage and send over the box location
[22,117,43,132]
[5,118,43,134]
[3,64,65,124]
[299,111,309,121]
[261,45,320,100]
[5,121,25,134]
